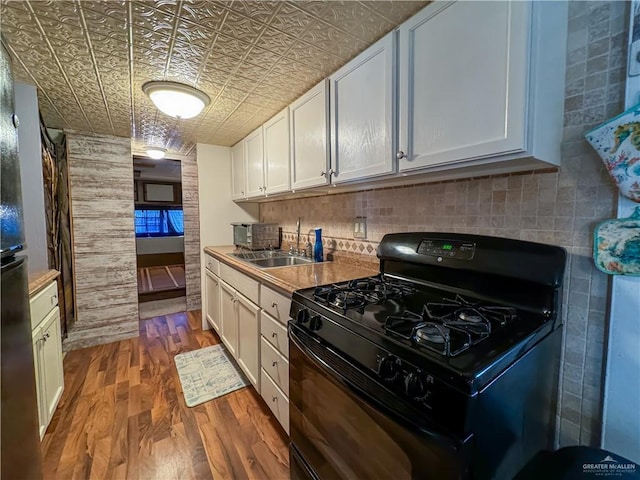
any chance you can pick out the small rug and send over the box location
[139,297,186,319]
[174,344,249,407]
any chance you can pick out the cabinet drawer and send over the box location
[205,254,220,276]
[220,263,259,304]
[260,286,291,325]
[260,311,288,358]
[260,337,289,396]
[30,281,58,330]
[260,368,289,435]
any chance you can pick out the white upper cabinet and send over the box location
[330,32,396,184]
[290,80,330,190]
[231,141,246,200]
[263,108,291,195]
[398,1,566,173]
[245,126,265,198]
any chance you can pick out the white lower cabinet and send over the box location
[259,310,290,434]
[30,280,64,439]
[218,274,260,390]
[211,258,292,434]
[220,280,238,357]
[236,292,260,388]
[204,268,221,333]
[260,368,289,435]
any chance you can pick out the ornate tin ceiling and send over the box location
[0,0,427,156]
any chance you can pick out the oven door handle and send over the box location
[288,323,467,452]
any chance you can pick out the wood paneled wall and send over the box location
[181,154,201,311]
[64,132,138,350]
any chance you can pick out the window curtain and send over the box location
[168,209,183,234]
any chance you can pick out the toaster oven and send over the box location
[231,223,280,250]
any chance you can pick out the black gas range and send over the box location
[288,233,566,480]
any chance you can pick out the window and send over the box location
[135,208,183,237]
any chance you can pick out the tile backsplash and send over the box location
[262,0,628,447]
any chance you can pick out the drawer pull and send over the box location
[272,396,277,402]
[271,302,277,308]
[272,361,278,367]
[271,332,278,338]
[43,332,50,342]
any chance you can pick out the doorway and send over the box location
[133,156,186,319]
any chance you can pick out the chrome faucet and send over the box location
[296,218,301,254]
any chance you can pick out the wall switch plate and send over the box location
[354,216,367,239]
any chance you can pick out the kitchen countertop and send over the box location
[204,246,379,295]
[28,269,60,297]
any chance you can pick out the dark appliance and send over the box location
[1,36,43,479]
[289,232,566,480]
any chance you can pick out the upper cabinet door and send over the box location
[264,108,290,195]
[398,1,529,171]
[290,80,330,190]
[231,141,246,200]
[330,32,396,184]
[245,127,265,198]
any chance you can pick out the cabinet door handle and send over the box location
[271,396,277,402]
[272,361,278,367]
[271,302,277,308]
[271,332,278,338]
[396,150,407,160]
[42,332,50,342]
[259,186,263,192]
[320,170,326,177]
[263,185,266,191]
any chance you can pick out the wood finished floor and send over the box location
[42,310,290,480]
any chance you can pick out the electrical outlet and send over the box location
[354,216,367,239]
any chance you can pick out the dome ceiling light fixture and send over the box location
[145,147,166,160]
[142,81,210,119]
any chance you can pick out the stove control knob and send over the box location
[296,309,310,324]
[378,355,400,382]
[405,371,428,400]
[308,315,322,331]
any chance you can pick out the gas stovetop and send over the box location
[310,275,524,358]
[290,232,567,394]
[293,273,553,384]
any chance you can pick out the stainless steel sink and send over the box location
[247,256,313,268]
[229,250,316,268]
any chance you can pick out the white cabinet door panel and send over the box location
[264,108,290,195]
[236,292,260,389]
[205,269,220,333]
[399,1,529,171]
[220,280,238,356]
[245,127,265,198]
[41,308,64,423]
[331,32,395,183]
[231,141,246,200]
[290,80,330,190]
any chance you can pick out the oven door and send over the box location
[289,323,470,480]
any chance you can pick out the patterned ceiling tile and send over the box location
[225,1,282,25]
[364,1,430,23]
[180,1,228,32]
[322,2,397,43]
[255,26,297,55]
[218,8,268,45]
[297,22,368,58]
[268,2,315,38]
[0,0,428,154]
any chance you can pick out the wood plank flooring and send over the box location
[43,310,290,480]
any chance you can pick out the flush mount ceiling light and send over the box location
[142,81,210,119]
[145,147,166,160]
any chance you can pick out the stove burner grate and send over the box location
[313,277,417,312]
[383,295,519,357]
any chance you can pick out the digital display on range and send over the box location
[417,239,476,260]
